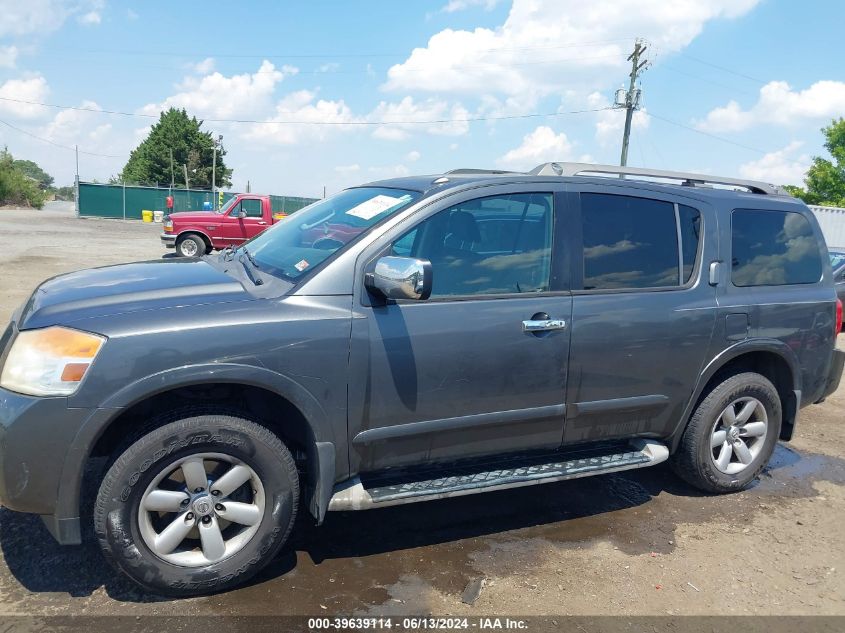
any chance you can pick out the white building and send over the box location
[809,205,845,251]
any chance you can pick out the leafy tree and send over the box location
[0,148,46,208]
[12,158,54,189]
[786,118,845,207]
[119,108,232,188]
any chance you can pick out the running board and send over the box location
[328,439,668,511]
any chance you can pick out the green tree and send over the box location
[786,118,845,207]
[12,158,54,189]
[119,108,232,188]
[0,148,47,208]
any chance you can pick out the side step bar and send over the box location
[328,439,668,512]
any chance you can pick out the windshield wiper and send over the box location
[238,252,263,285]
[242,247,259,268]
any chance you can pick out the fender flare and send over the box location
[668,338,802,451]
[175,228,214,250]
[55,363,338,527]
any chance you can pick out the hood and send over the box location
[19,258,251,330]
[167,210,219,221]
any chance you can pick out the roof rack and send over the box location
[528,162,784,195]
[445,168,521,176]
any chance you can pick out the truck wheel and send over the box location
[671,372,781,493]
[176,234,205,257]
[94,411,299,596]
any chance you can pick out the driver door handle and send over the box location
[522,318,567,333]
[257,221,267,225]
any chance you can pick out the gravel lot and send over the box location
[0,204,843,617]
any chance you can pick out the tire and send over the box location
[176,234,206,257]
[94,411,299,597]
[671,372,781,493]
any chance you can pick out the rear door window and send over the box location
[731,209,822,286]
[580,193,680,290]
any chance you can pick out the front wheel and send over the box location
[176,234,206,257]
[94,412,299,596]
[671,372,781,493]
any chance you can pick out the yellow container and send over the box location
[141,209,153,223]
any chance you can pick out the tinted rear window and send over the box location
[731,209,822,286]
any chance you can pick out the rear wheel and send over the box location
[94,412,298,596]
[176,234,206,257]
[671,372,781,493]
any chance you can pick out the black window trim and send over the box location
[572,191,705,295]
[729,207,824,288]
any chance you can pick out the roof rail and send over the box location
[528,162,784,195]
[445,168,521,176]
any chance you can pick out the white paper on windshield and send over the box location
[345,195,405,221]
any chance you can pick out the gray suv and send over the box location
[1,162,842,596]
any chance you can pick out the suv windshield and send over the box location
[831,251,845,270]
[243,186,420,280]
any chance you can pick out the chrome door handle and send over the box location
[522,319,566,333]
[258,221,267,225]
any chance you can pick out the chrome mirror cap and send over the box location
[367,256,433,301]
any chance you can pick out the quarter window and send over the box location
[731,209,822,286]
[393,193,553,297]
[581,193,680,290]
[679,204,701,283]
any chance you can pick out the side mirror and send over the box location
[237,210,247,219]
[366,256,432,301]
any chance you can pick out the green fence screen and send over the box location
[78,183,318,220]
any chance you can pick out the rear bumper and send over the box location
[160,233,176,248]
[816,349,845,403]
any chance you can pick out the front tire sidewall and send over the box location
[176,235,205,257]
[95,415,298,596]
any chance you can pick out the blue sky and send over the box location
[0,0,843,197]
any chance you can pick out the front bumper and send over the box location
[160,232,176,248]
[816,348,845,403]
[0,387,95,544]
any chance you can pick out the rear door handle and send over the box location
[522,319,567,333]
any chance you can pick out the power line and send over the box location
[0,118,122,157]
[677,52,767,85]
[0,96,613,125]
[42,37,637,60]
[647,112,769,154]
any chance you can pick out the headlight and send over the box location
[163,217,173,232]
[0,326,105,396]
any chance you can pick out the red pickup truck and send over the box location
[161,194,287,257]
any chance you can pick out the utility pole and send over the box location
[74,145,80,217]
[212,134,222,209]
[183,164,189,190]
[169,149,175,192]
[615,39,649,167]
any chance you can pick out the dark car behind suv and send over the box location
[1,162,842,596]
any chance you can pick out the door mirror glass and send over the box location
[367,256,432,301]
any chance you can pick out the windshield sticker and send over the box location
[294,259,310,272]
[345,194,406,221]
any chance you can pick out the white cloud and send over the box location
[369,97,470,141]
[738,141,810,186]
[697,80,845,132]
[0,75,50,119]
[441,0,501,13]
[190,57,215,74]
[244,89,358,145]
[77,10,101,26]
[0,46,19,68]
[140,61,297,121]
[385,0,760,98]
[497,125,588,170]
[406,150,421,162]
[0,0,72,37]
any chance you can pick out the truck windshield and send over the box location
[216,197,238,214]
[242,187,421,280]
